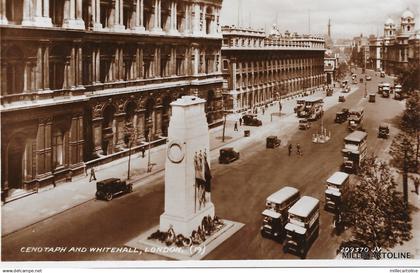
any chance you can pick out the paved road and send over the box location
[2,69,404,261]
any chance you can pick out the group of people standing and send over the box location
[288,143,303,156]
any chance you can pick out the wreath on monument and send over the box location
[148,215,224,247]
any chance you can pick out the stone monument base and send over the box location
[160,203,215,237]
[126,219,244,260]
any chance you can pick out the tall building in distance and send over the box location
[369,8,419,75]
[221,25,325,113]
[0,0,224,201]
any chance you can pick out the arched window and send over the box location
[52,129,64,168]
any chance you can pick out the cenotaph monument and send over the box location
[160,95,214,235]
[126,96,243,260]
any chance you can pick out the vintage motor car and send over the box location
[284,196,320,259]
[378,124,390,139]
[324,172,350,212]
[242,114,262,127]
[335,111,347,123]
[261,187,300,241]
[338,95,345,102]
[218,147,240,164]
[380,71,385,78]
[266,136,281,148]
[368,93,376,103]
[96,178,133,201]
[365,75,372,81]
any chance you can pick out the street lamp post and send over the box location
[222,109,227,142]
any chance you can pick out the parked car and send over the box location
[378,124,389,139]
[266,136,281,148]
[219,147,240,164]
[96,178,133,201]
[338,95,345,102]
[242,114,262,126]
[299,119,311,130]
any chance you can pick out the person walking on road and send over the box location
[239,117,242,126]
[89,168,97,182]
[234,122,238,131]
[288,144,293,156]
[140,146,146,158]
[414,178,420,195]
[296,144,302,156]
[262,107,265,115]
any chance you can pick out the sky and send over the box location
[220,0,420,39]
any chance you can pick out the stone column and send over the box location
[21,0,32,26]
[63,0,85,29]
[201,4,206,34]
[192,45,199,76]
[112,0,125,31]
[92,0,102,30]
[192,3,200,35]
[0,0,7,25]
[152,0,162,33]
[183,3,190,34]
[133,0,145,32]
[43,45,50,90]
[32,0,52,27]
[168,1,178,35]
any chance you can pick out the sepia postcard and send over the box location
[1,0,419,272]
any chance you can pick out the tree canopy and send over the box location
[342,155,412,250]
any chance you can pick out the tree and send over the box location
[341,155,412,250]
[395,65,420,94]
[336,62,349,81]
[401,91,420,170]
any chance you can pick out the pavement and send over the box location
[0,83,365,237]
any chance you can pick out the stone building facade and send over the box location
[221,26,325,113]
[369,9,419,76]
[0,0,224,201]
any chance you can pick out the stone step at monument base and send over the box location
[126,219,244,260]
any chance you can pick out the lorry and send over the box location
[284,196,320,259]
[341,130,368,173]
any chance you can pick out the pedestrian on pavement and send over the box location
[140,146,146,158]
[296,144,302,156]
[89,168,97,182]
[279,102,282,113]
[239,117,242,126]
[414,178,420,195]
[288,144,293,156]
[234,122,238,131]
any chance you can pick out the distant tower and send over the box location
[328,18,331,37]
